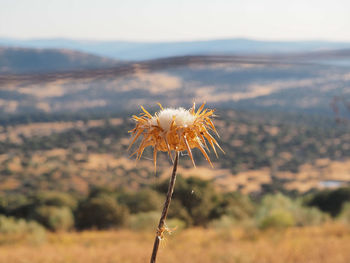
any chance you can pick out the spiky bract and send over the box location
[129,103,223,169]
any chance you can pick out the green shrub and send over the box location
[129,212,185,233]
[167,199,193,226]
[0,215,46,244]
[156,176,219,226]
[338,202,350,223]
[118,189,162,214]
[129,211,160,231]
[259,209,295,229]
[294,206,329,226]
[0,192,78,224]
[0,194,31,217]
[256,193,327,229]
[76,195,129,230]
[209,215,236,229]
[166,218,186,231]
[212,192,256,221]
[31,191,78,210]
[306,188,350,217]
[32,206,74,232]
[88,186,116,199]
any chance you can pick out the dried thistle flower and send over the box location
[129,102,223,169]
[129,102,223,263]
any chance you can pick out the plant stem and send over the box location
[150,151,180,263]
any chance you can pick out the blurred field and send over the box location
[1,110,350,195]
[0,224,350,263]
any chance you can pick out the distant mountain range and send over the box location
[1,46,350,75]
[0,47,119,74]
[1,37,350,60]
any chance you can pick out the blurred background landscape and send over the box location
[1,0,350,262]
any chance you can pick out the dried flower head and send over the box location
[129,103,223,169]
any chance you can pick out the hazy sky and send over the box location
[1,0,349,42]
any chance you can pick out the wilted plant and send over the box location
[129,102,223,263]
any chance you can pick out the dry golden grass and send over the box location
[0,224,350,263]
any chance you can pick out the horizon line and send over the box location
[1,36,350,44]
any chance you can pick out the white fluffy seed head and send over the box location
[149,108,196,131]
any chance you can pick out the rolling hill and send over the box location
[0,47,119,74]
[1,37,350,60]
[0,51,349,115]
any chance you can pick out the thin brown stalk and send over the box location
[150,151,180,263]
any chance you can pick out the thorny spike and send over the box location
[141,106,152,118]
[129,150,138,158]
[132,115,147,123]
[153,146,158,173]
[170,116,176,129]
[207,119,219,137]
[205,134,218,158]
[163,134,174,163]
[136,133,152,160]
[196,103,205,116]
[198,109,208,117]
[203,130,225,154]
[157,103,164,110]
[197,143,213,168]
[191,102,196,114]
[128,128,144,151]
[182,135,196,167]
[198,132,209,150]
